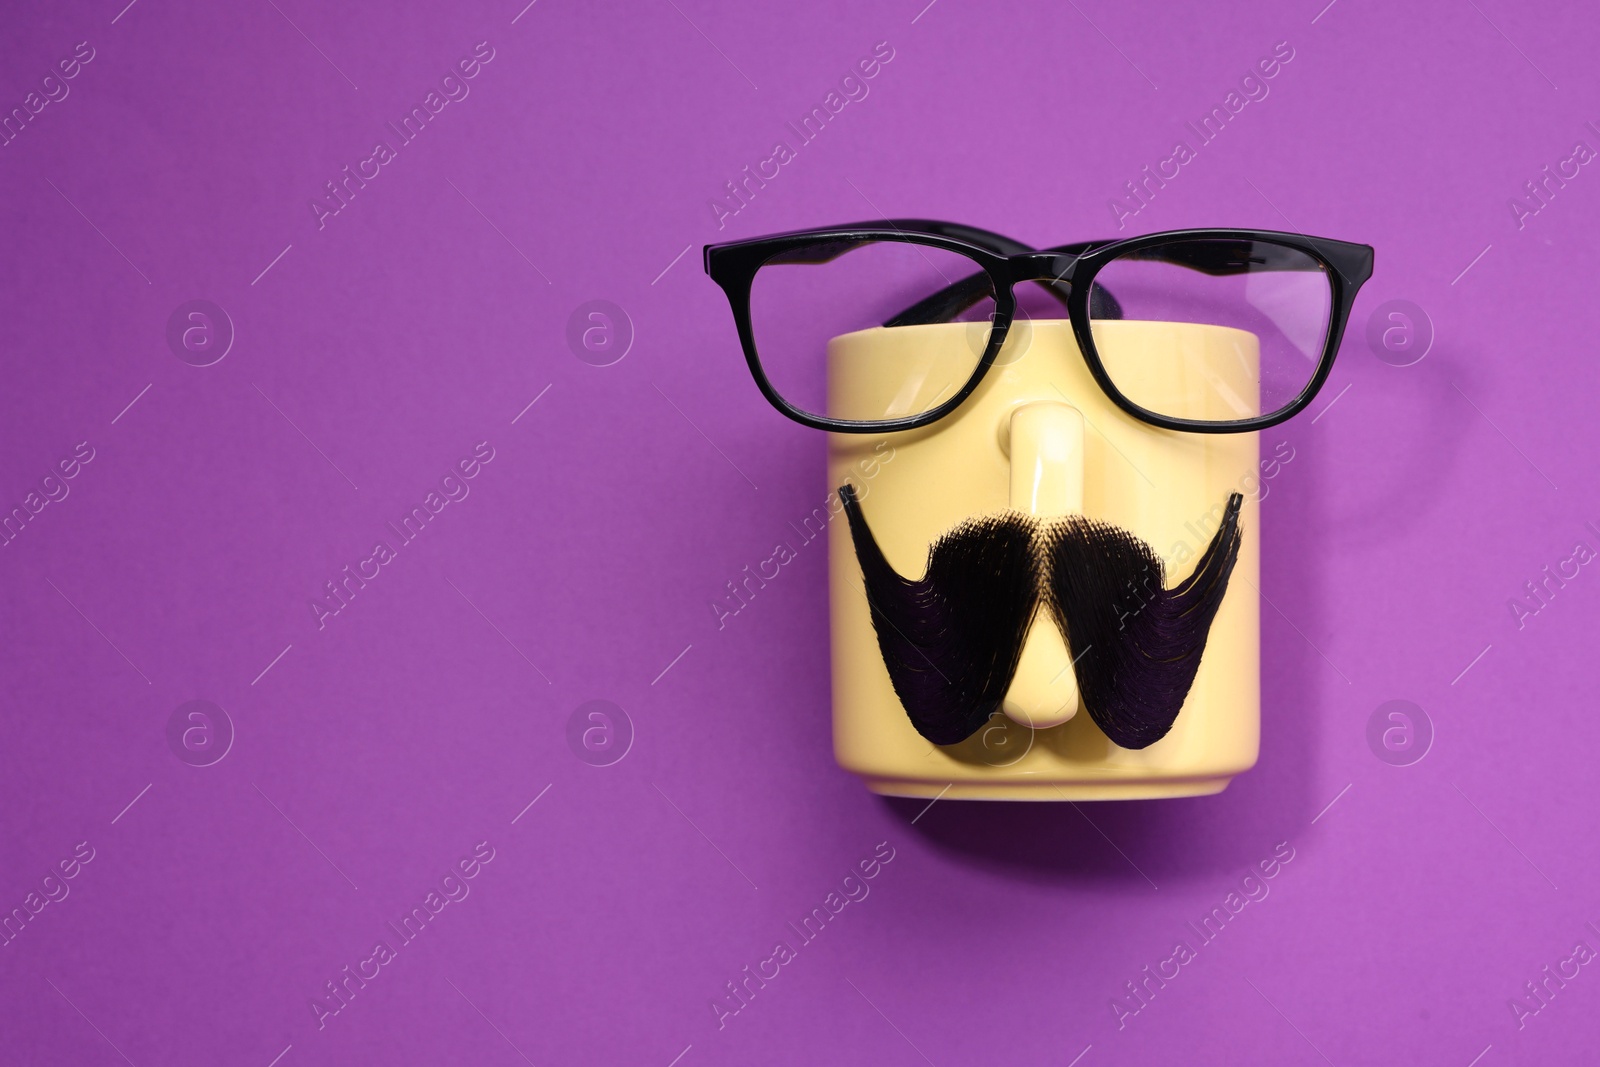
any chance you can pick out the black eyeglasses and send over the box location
[704,220,1374,434]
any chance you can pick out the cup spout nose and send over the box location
[1002,625,1081,729]
[1008,402,1085,518]
[1002,401,1085,730]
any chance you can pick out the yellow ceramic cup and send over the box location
[828,320,1262,800]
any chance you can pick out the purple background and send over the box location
[1,0,1596,1063]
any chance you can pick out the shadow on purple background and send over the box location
[1,0,1595,1064]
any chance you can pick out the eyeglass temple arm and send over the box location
[780,223,1296,279]
[1116,239,1316,276]
[759,219,1081,325]
[868,219,1039,256]
[764,219,1040,266]
[883,235,1301,327]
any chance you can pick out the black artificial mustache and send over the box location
[840,486,1243,750]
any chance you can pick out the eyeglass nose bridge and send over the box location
[1005,251,1081,288]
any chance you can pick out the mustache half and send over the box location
[840,486,1243,750]
[1044,497,1243,749]
[843,494,1040,746]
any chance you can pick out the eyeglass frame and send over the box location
[704,220,1375,435]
